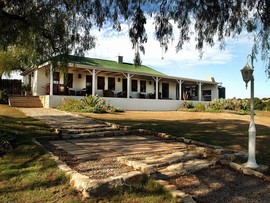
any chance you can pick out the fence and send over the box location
[0,79,22,95]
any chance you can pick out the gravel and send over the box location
[169,165,270,203]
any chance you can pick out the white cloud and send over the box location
[87,16,253,75]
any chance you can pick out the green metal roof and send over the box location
[51,54,166,76]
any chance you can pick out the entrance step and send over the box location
[9,96,43,108]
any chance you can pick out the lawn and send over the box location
[81,111,270,169]
[0,105,176,203]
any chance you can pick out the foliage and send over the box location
[254,97,266,110]
[1,1,270,76]
[0,89,8,104]
[0,45,36,77]
[208,99,227,111]
[58,95,124,113]
[180,101,194,109]
[57,98,84,112]
[180,98,268,113]
[264,101,270,111]
[21,83,31,91]
[108,105,125,113]
[129,6,147,66]
[194,103,205,112]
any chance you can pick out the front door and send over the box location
[86,75,92,94]
[122,78,127,92]
[67,73,73,88]
[162,83,169,98]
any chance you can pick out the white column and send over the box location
[49,63,53,96]
[198,82,202,101]
[155,77,159,100]
[92,69,96,96]
[216,85,219,99]
[177,80,184,101]
[127,73,130,99]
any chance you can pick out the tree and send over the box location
[1,0,270,77]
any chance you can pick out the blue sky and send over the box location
[86,17,269,99]
[5,17,269,99]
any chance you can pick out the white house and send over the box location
[21,54,224,110]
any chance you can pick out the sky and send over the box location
[5,17,269,99]
[86,17,269,99]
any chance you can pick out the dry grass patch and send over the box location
[81,111,270,168]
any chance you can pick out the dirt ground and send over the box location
[169,165,270,203]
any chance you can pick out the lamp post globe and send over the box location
[241,54,258,169]
[241,63,253,89]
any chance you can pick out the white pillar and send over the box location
[127,73,130,99]
[216,85,219,99]
[155,77,159,100]
[49,63,53,96]
[177,80,183,101]
[92,69,96,96]
[198,82,202,101]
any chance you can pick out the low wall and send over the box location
[39,95,207,111]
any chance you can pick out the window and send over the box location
[131,80,138,92]
[97,76,105,90]
[108,77,115,90]
[140,80,146,92]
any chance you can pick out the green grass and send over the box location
[0,105,176,202]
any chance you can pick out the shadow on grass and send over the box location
[95,117,270,167]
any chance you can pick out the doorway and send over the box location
[162,83,169,98]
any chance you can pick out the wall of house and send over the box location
[201,84,219,101]
[35,68,218,102]
[40,95,209,110]
[34,68,49,95]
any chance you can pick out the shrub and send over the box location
[181,101,194,109]
[194,103,205,112]
[264,101,270,111]
[108,106,125,113]
[208,98,226,110]
[58,98,84,112]
[58,95,124,113]
[254,97,266,110]
[0,90,8,104]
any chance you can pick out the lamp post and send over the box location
[240,53,258,169]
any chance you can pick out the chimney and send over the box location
[118,56,123,63]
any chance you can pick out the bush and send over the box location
[58,95,124,113]
[254,97,266,110]
[194,103,205,112]
[181,101,194,109]
[58,98,84,112]
[108,106,125,113]
[208,98,226,110]
[0,90,8,104]
[264,101,270,111]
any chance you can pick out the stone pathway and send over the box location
[18,108,270,202]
